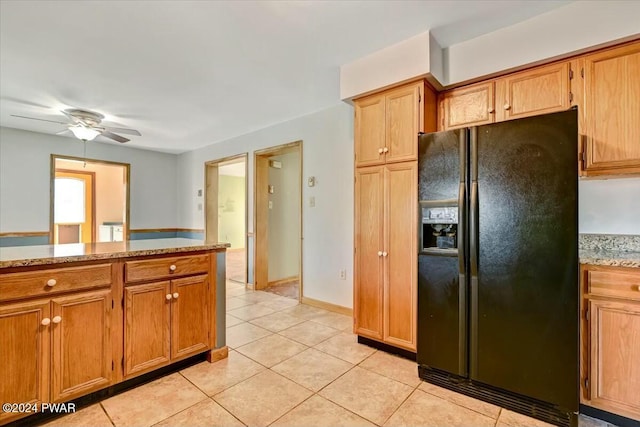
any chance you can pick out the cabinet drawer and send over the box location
[588,269,640,301]
[0,264,112,302]
[125,254,209,283]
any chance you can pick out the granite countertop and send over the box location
[0,238,230,269]
[579,234,640,268]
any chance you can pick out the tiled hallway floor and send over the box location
[40,281,613,427]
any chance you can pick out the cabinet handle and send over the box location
[169,265,177,272]
[166,294,172,300]
[378,148,383,154]
[378,251,383,256]
[636,285,640,291]
[41,318,51,326]
[383,147,389,153]
[47,279,57,287]
[504,104,511,110]
[382,251,388,257]
[173,292,179,299]
[487,108,495,114]
[52,316,62,324]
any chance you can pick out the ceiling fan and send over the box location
[11,108,141,143]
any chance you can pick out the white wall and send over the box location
[268,151,300,282]
[177,103,354,308]
[0,127,178,232]
[579,178,640,235]
[445,1,640,84]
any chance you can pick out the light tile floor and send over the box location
[41,280,616,427]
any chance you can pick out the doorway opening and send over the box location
[205,154,248,285]
[50,155,129,244]
[254,141,302,300]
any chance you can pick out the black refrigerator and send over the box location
[417,109,578,427]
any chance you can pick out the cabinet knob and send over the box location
[166,294,172,300]
[383,147,389,153]
[173,292,179,299]
[504,104,511,110]
[378,251,383,256]
[636,285,640,291]
[52,316,62,324]
[382,251,388,257]
[169,265,177,272]
[378,148,384,154]
[488,108,495,114]
[41,318,51,326]
[47,279,57,287]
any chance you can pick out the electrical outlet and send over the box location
[309,196,315,207]
[268,200,273,209]
[197,189,202,197]
[197,203,203,211]
[339,269,346,280]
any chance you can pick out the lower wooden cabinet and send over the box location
[581,265,640,421]
[0,290,112,425]
[124,275,209,378]
[354,162,417,351]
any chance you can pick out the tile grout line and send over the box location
[99,402,117,427]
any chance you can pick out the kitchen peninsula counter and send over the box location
[0,238,228,425]
[0,238,229,269]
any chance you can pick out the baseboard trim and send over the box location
[301,297,353,316]
[268,276,298,287]
[358,335,416,361]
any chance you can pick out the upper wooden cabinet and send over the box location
[355,80,436,167]
[440,82,495,130]
[578,42,640,176]
[495,62,570,122]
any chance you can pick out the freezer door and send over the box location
[469,109,578,411]
[417,130,468,376]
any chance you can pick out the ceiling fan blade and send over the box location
[102,126,141,136]
[11,114,69,125]
[100,130,129,143]
[56,128,71,135]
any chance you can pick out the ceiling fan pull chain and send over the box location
[83,140,87,168]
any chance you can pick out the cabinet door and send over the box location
[124,282,171,377]
[0,300,50,425]
[51,289,112,402]
[442,82,495,129]
[385,82,422,163]
[583,43,640,175]
[495,62,570,122]
[171,275,210,360]
[355,94,386,167]
[354,166,384,339]
[589,299,640,420]
[384,162,418,351]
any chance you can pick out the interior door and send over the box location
[471,110,578,410]
[354,166,384,340]
[51,289,112,401]
[0,300,50,425]
[170,275,210,360]
[124,281,171,377]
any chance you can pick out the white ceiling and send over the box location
[0,0,570,154]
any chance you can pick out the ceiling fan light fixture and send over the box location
[69,125,100,141]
